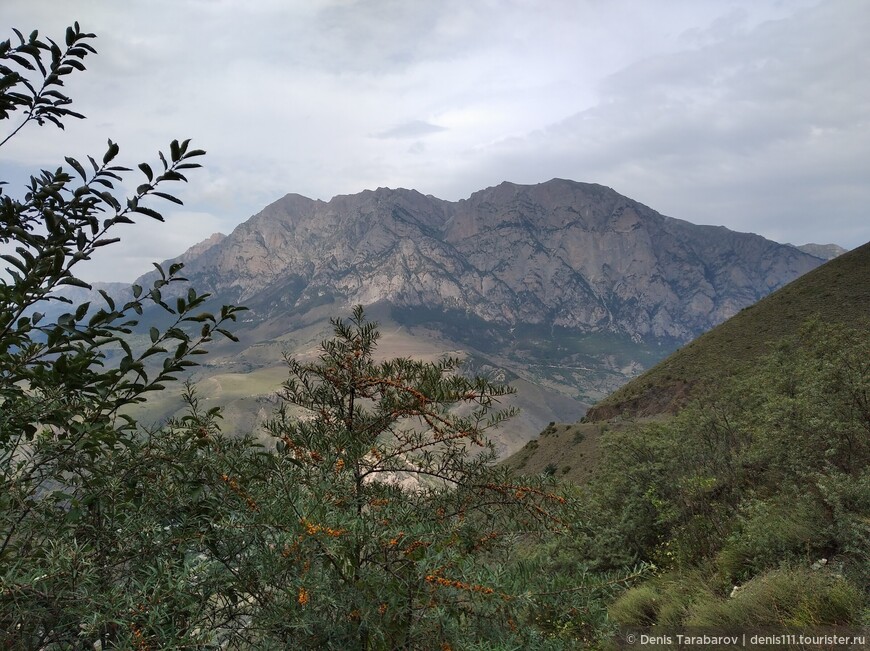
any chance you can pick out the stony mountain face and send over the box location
[792,242,848,261]
[159,179,824,343]
[583,240,870,423]
[124,179,833,455]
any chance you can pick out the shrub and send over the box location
[0,23,245,648]
[238,307,575,648]
[716,494,831,582]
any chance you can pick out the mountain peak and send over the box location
[147,180,825,344]
[177,232,226,261]
[790,242,848,260]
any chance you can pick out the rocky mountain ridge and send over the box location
[155,179,825,343]
[114,178,841,454]
[504,239,869,480]
[584,240,870,422]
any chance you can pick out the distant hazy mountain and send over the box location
[791,242,848,260]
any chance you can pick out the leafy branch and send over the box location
[0,22,95,146]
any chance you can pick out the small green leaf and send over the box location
[102,139,120,164]
[153,191,183,205]
[64,156,86,179]
[132,205,164,221]
[74,302,89,321]
[138,162,153,181]
[216,328,239,343]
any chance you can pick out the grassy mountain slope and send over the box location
[503,240,869,477]
[504,242,870,632]
[585,240,870,421]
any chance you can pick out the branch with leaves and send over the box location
[0,23,248,648]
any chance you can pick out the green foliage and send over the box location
[0,23,247,648]
[587,319,870,628]
[0,23,93,136]
[1,388,268,648]
[233,306,575,649]
[507,534,649,647]
[716,494,830,582]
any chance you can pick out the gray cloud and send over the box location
[458,1,870,248]
[0,0,866,282]
[374,120,446,139]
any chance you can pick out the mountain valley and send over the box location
[119,179,833,453]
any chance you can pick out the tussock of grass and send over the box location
[686,567,862,628]
[611,567,863,628]
[609,584,661,626]
[609,570,717,627]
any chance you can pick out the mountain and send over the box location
[152,179,822,342]
[584,240,870,421]
[129,179,829,454]
[504,241,870,478]
[792,242,848,260]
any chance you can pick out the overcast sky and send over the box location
[2,0,868,282]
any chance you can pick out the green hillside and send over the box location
[580,315,870,630]
[585,240,870,421]
[504,241,870,633]
[504,241,869,477]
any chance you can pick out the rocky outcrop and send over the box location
[144,179,826,343]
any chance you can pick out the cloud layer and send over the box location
[1,0,866,281]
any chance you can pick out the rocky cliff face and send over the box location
[159,179,824,343]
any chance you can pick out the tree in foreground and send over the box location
[0,23,591,650]
[0,23,247,648]
[221,306,574,649]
